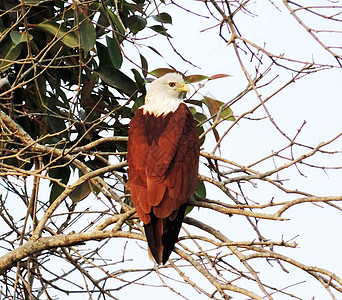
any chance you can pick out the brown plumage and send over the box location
[127,73,200,264]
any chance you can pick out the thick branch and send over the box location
[0,229,142,275]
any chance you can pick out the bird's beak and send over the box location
[177,83,189,99]
[177,83,190,93]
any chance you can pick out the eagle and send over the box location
[127,73,200,265]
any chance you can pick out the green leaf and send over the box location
[184,201,194,215]
[69,180,91,204]
[149,25,172,38]
[49,165,71,184]
[38,73,47,107]
[131,68,146,93]
[188,106,196,115]
[23,0,41,3]
[152,13,172,24]
[36,20,79,48]
[132,95,145,111]
[185,74,209,83]
[221,106,234,120]
[49,182,65,204]
[10,31,33,46]
[184,74,229,83]
[213,127,221,144]
[49,165,71,204]
[47,98,67,137]
[195,180,206,198]
[107,8,126,35]
[78,13,96,54]
[90,2,125,35]
[147,46,163,57]
[202,96,234,121]
[140,54,148,77]
[94,67,137,97]
[126,15,147,34]
[197,123,205,146]
[97,42,113,68]
[106,36,123,69]
[194,112,207,123]
[0,37,22,72]
[150,68,177,78]
[117,106,132,118]
[3,155,33,171]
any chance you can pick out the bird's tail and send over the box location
[144,204,186,265]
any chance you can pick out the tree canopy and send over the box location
[1,0,342,299]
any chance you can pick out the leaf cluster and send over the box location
[0,0,232,204]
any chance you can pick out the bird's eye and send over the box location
[168,82,176,87]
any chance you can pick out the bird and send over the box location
[127,72,200,265]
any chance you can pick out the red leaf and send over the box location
[209,74,230,80]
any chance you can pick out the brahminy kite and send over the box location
[127,73,200,264]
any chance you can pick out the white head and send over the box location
[143,73,189,117]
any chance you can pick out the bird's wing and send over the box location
[149,104,199,218]
[147,103,199,264]
[128,104,199,221]
[128,103,199,264]
[127,108,150,224]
